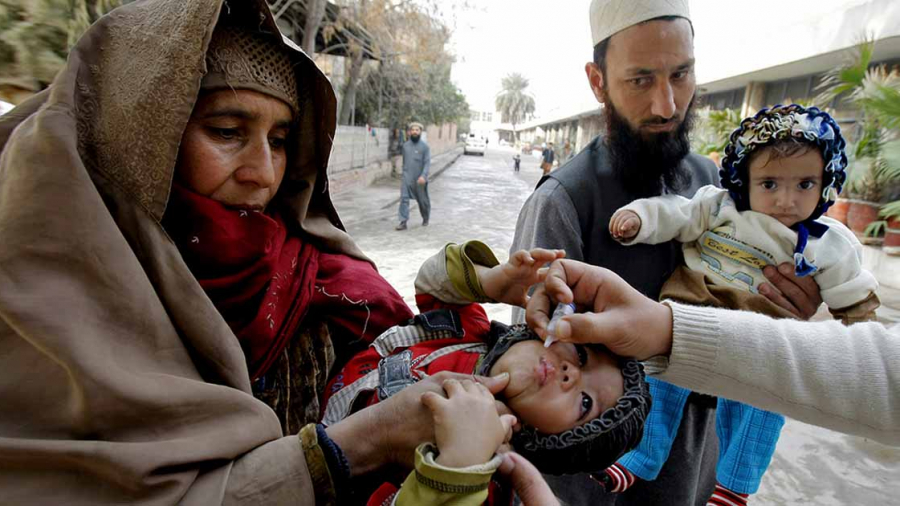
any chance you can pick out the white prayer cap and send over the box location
[589,0,691,46]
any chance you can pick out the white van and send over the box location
[464,134,486,156]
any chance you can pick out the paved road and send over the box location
[332,144,900,504]
[338,145,542,324]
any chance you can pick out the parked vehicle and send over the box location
[464,134,486,156]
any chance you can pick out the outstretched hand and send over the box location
[525,259,673,360]
[480,248,565,307]
[609,210,641,241]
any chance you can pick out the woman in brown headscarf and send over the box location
[0,1,501,504]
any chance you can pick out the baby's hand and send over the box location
[481,248,565,307]
[422,379,517,468]
[609,210,641,240]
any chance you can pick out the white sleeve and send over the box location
[614,185,726,245]
[814,222,879,309]
[650,302,900,446]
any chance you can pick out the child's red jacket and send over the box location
[322,294,514,506]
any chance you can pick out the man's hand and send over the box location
[497,452,560,506]
[480,248,565,307]
[526,259,673,360]
[759,262,823,320]
[422,378,516,468]
[417,175,427,185]
[325,371,510,475]
[609,210,641,241]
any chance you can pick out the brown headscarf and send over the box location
[0,0,406,504]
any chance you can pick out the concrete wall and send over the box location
[328,123,460,195]
[576,116,604,153]
[423,123,459,156]
[327,125,392,195]
[329,125,390,174]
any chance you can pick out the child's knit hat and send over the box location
[479,322,651,475]
[720,104,848,276]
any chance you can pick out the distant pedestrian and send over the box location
[513,154,521,172]
[540,142,555,176]
[397,121,431,230]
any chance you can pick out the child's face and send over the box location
[747,147,824,228]
[488,340,624,434]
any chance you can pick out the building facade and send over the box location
[512,0,900,159]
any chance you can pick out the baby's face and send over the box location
[489,340,624,434]
[748,147,824,228]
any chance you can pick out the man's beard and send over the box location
[410,134,420,142]
[602,95,696,197]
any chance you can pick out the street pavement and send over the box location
[334,144,542,324]
[332,144,900,503]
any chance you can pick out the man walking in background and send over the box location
[540,141,555,175]
[396,121,431,230]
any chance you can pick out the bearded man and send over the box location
[511,0,823,504]
[396,121,431,230]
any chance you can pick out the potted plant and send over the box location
[816,41,900,244]
[846,168,885,244]
[859,63,900,252]
[825,196,852,224]
[880,202,900,254]
[877,140,900,254]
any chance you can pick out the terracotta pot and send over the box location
[847,200,883,245]
[825,198,851,225]
[885,216,900,255]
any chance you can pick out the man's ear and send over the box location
[585,62,605,105]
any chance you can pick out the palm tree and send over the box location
[495,73,536,144]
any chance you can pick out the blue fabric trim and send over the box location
[790,219,828,277]
[316,424,351,499]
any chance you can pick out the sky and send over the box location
[448,0,866,118]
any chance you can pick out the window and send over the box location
[702,88,745,111]
[764,76,814,107]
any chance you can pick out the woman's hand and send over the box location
[325,371,511,474]
[422,378,517,468]
[479,248,565,307]
[526,259,673,360]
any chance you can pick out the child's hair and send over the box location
[478,323,651,475]
[746,136,817,170]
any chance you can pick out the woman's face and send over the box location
[175,89,293,210]
[489,340,624,434]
